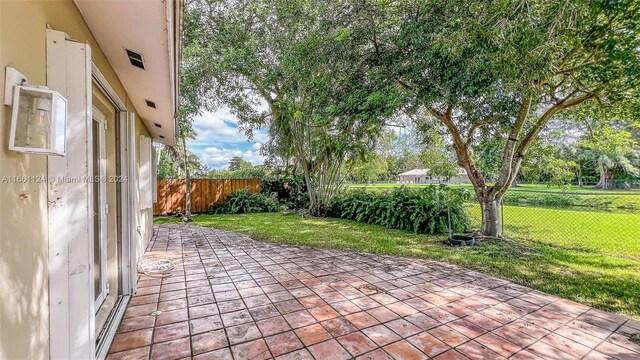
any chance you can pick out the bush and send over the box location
[214,189,282,214]
[260,175,309,210]
[330,186,470,234]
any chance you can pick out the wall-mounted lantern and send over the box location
[4,67,67,156]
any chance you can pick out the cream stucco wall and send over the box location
[0,1,154,358]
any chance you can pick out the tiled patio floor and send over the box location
[107,224,640,360]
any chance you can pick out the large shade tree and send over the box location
[182,0,399,215]
[362,0,640,236]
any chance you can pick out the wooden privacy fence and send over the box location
[154,178,261,215]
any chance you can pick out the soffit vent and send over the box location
[154,123,162,128]
[126,49,145,70]
[145,99,157,109]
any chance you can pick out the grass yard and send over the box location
[466,204,640,258]
[348,182,640,195]
[156,212,640,319]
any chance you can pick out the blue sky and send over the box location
[188,107,268,170]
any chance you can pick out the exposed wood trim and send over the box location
[91,62,126,111]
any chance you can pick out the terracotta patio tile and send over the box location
[321,317,358,337]
[193,347,234,360]
[295,324,332,346]
[217,299,246,313]
[345,311,380,329]
[332,300,362,315]
[188,303,219,319]
[423,307,459,324]
[150,337,191,360]
[106,346,150,360]
[552,325,601,348]
[284,309,317,329]
[249,304,280,320]
[110,328,153,353]
[308,339,352,360]
[244,294,272,309]
[594,340,640,359]
[191,329,228,355]
[231,338,272,360]
[136,285,161,296]
[264,331,304,357]
[299,295,327,309]
[446,318,487,339]
[384,340,428,360]
[275,348,314,360]
[227,322,262,345]
[607,332,640,353]
[526,340,578,360]
[371,293,399,305]
[386,319,422,338]
[221,309,253,327]
[475,332,521,358]
[153,321,190,343]
[129,294,160,307]
[539,333,593,358]
[337,331,377,356]
[351,296,382,310]
[387,302,419,317]
[355,348,394,360]
[491,324,537,347]
[118,315,156,333]
[309,305,341,321]
[429,325,470,347]
[189,314,223,334]
[463,313,502,331]
[256,315,291,336]
[159,290,186,302]
[275,299,305,314]
[155,308,188,327]
[362,324,402,346]
[188,293,215,307]
[158,298,188,312]
[124,303,158,319]
[368,307,401,323]
[509,350,546,360]
[456,340,505,360]
[432,349,471,360]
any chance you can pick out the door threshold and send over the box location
[95,295,130,360]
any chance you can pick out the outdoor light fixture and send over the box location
[4,67,67,156]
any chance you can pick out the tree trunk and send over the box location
[595,160,609,190]
[479,193,501,237]
[182,137,192,222]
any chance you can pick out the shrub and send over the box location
[214,189,282,214]
[330,186,470,234]
[260,175,309,210]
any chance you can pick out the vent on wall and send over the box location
[154,123,162,128]
[145,99,157,109]
[159,135,165,139]
[126,49,145,70]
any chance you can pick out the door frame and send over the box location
[91,63,135,360]
[92,106,108,311]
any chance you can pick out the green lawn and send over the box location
[349,182,640,195]
[156,212,640,319]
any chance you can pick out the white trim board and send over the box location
[46,28,94,360]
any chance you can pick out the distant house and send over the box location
[397,168,431,183]
[449,168,471,184]
[397,168,471,184]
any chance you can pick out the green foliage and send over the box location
[330,186,470,234]
[228,156,254,171]
[206,167,266,180]
[345,154,389,183]
[214,189,282,214]
[260,175,309,210]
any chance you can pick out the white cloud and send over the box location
[190,108,268,148]
[201,146,265,170]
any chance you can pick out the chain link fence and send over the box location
[465,188,640,259]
